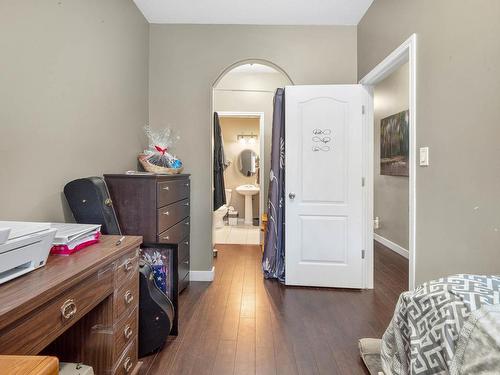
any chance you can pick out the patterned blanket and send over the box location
[381,274,500,375]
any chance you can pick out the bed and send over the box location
[381,274,500,375]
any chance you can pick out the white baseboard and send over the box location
[374,234,409,259]
[190,266,215,282]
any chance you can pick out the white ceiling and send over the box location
[133,0,374,25]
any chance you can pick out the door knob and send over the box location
[289,192,296,199]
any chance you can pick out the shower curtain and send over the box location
[263,88,286,281]
[213,112,226,211]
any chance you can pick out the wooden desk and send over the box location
[0,355,58,375]
[0,235,142,375]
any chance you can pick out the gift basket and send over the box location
[139,126,183,174]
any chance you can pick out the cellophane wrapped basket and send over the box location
[139,126,183,174]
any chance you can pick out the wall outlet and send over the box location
[374,217,380,230]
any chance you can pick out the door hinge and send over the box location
[362,105,365,115]
[362,177,365,187]
[362,250,366,259]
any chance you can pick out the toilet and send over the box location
[214,189,232,228]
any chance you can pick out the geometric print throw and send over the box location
[381,274,500,375]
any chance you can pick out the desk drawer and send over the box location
[158,218,190,243]
[157,199,190,234]
[114,339,137,375]
[115,249,139,288]
[157,180,190,207]
[114,307,137,362]
[115,274,139,320]
[0,267,114,355]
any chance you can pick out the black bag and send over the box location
[63,177,121,235]
[139,260,175,357]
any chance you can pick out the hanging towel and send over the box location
[262,88,286,281]
[213,112,226,211]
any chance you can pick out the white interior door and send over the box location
[285,85,366,288]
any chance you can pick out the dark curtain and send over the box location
[213,112,226,211]
[262,88,286,281]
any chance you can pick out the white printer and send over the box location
[0,221,57,285]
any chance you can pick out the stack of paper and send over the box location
[50,223,101,255]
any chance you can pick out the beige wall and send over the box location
[214,68,291,215]
[149,24,358,271]
[219,117,260,219]
[0,0,149,222]
[359,0,500,284]
[374,63,409,249]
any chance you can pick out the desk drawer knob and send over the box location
[184,202,190,207]
[124,258,134,271]
[163,186,170,191]
[163,211,170,216]
[124,291,134,305]
[163,235,170,240]
[61,299,77,320]
[184,241,189,246]
[123,357,133,373]
[184,221,190,226]
[124,324,133,340]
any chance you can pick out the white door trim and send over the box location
[216,111,265,226]
[359,34,417,290]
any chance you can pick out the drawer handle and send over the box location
[123,357,133,373]
[185,183,189,187]
[124,324,133,340]
[163,186,170,191]
[184,202,190,207]
[184,221,190,225]
[61,299,77,320]
[124,290,134,305]
[184,241,189,246]
[163,235,170,240]
[163,211,170,216]
[124,258,134,271]
[183,260,189,265]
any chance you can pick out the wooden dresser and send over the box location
[0,236,143,375]
[104,174,191,293]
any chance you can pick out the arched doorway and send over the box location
[211,59,292,248]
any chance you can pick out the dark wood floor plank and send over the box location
[142,241,408,375]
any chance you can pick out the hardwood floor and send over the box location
[140,241,408,375]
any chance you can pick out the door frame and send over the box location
[216,111,265,225]
[359,34,417,290]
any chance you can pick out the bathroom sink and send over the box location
[236,184,260,196]
[236,185,260,225]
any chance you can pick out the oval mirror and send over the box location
[238,149,258,177]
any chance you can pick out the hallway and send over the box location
[140,241,408,375]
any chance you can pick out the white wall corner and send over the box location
[190,266,215,282]
[374,234,409,259]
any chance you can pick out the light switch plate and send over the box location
[419,147,429,166]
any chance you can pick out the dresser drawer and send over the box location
[178,238,190,264]
[157,199,190,233]
[158,217,190,243]
[179,273,189,294]
[114,306,137,362]
[114,339,138,375]
[115,275,139,320]
[157,179,190,207]
[115,249,139,288]
[0,266,114,354]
